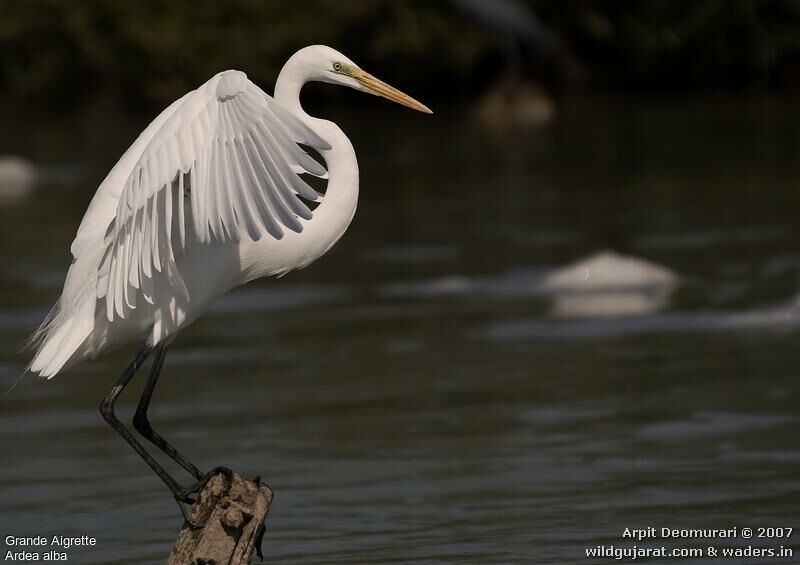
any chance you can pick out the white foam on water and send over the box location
[638,411,795,442]
[0,155,37,203]
[539,251,679,317]
[485,300,800,340]
[382,250,681,318]
[540,251,678,291]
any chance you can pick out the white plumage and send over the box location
[28,45,431,378]
[95,70,328,321]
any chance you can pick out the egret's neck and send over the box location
[273,60,360,265]
[274,62,307,116]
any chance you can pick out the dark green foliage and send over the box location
[1,0,800,111]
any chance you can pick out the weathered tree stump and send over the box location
[168,472,273,565]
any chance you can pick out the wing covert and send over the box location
[96,70,330,321]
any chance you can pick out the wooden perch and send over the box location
[169,471,273,565]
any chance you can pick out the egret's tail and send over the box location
[27,249,102,379]
[28,304,93,378]
[28,298,94,378]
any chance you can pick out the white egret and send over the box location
[26,45,431,518]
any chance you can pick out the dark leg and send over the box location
[132,342,204,482]
[99,345,189,500]
[100,343,231,527]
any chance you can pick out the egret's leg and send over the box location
[132,343,205,482]
[99,345,189,502]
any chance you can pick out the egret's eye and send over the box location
[333,62,342,72]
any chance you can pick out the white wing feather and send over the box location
[86,70,330,322]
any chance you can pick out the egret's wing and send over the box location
[96,70,330,321]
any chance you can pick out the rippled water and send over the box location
[1,95,799,563]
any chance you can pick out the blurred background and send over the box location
[1,1,799,563]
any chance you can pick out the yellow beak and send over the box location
[355,71,433,114]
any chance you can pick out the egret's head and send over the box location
[291,45,432,114]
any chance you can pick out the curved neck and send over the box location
[275,57,351,151]
[273,57,360,265]
[274,64,305,117]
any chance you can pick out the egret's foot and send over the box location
[175,496,204,528]
[178,466,234,500]
[251,474,274,495]
[174,466,235,529]
[208,465,235,479]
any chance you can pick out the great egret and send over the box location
[26,45,431,519]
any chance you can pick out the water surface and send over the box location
[1,95,799,563]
